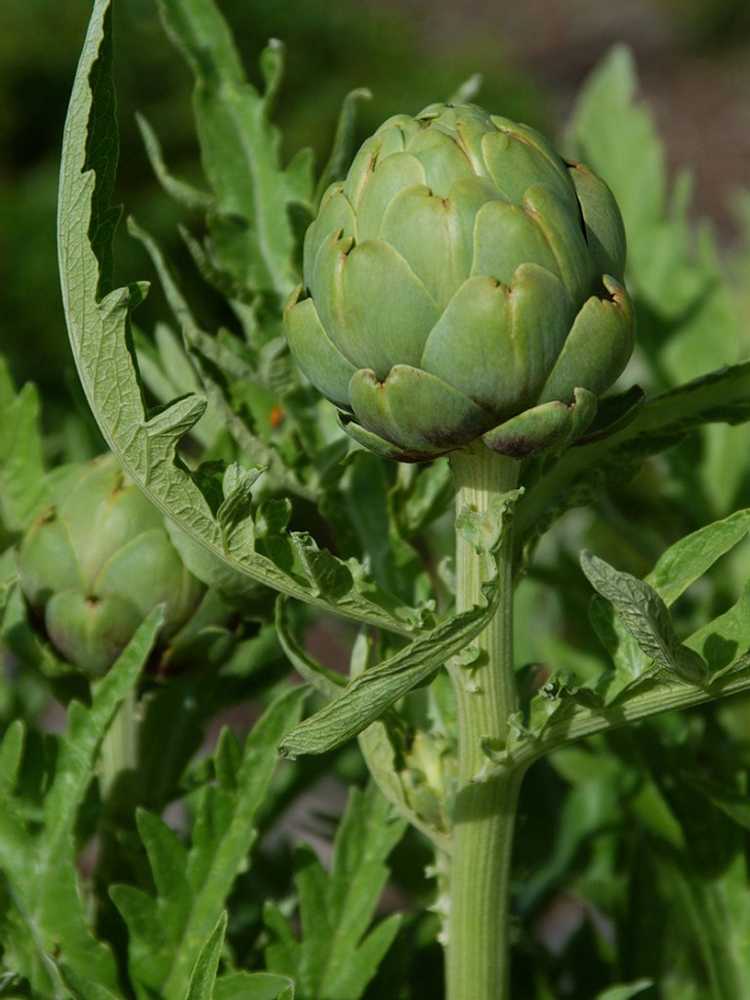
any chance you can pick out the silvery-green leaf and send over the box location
[57,0,425,638]
[517,362,750,560]
[581,551,707,685]
[280,486,521,759]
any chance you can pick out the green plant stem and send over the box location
[447,446,522,1000]
[99,688,138,796]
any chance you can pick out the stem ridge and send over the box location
[447,447,523,1000]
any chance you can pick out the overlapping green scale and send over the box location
[471,199,559,285]
[342,240,440,378]
[381,186,468,308]
[481,129,575,209]
[355,152,426,242]
[568,163,627,281]
[350,365,490,455]
[539,276,634,403]
[303,183,355,279]
[404,127,474,197]
[284,288,355,408]
[287,102,635,462]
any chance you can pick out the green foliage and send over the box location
[58,0,433,640]
[264,783,405,1000]
[597,984,653,1000]
[0,611,163,996]
[152,0,313,301]
[569,45,750,517]
[111,687,305,1000]
[0,359,48,540]
[2,0,748,996]
[280,488,522,758]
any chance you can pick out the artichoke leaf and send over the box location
[338,414,439,463]
[483,388,597,458]
[540,275,634,403]
[284,287,356,409]
[350,365,491,455]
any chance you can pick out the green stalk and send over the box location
[99,688,139,796]
[447,446,523,1000]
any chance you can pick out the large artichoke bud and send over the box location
[285,103,634,461]
[17,455,204,677]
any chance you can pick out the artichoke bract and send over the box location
[285,103,635,461]
[18,455,204,677]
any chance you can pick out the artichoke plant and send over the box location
[18,455,204,677]
[285,103,634,461]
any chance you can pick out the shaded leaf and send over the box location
[0,611,162,996]
[0,360,49,534]
[265,784,404,1000]
[112,687,305,1000]
[581,551,707,685]
[214,972,294,1000]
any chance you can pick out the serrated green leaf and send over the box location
[394,459,453,537]
[344,452,426,603]
[154,0,305,298]
[0,360,48,534]
[136,112,213,212]
[114,687,305,1000]
[279,588,496,758]
[350,630,450,847]
[646,508,750,606]
[581,551,707,685]
[217,465,264,546]
[57,0,427,638]
[570,45,750,518]
[274,596,344,699]
[0,611,162,996]
[686,581,750,674]
[265,783,404,1000]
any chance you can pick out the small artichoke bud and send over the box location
[18,455,204,677]
[285,103,635,461]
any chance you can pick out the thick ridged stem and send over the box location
[446,447,523,1000]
